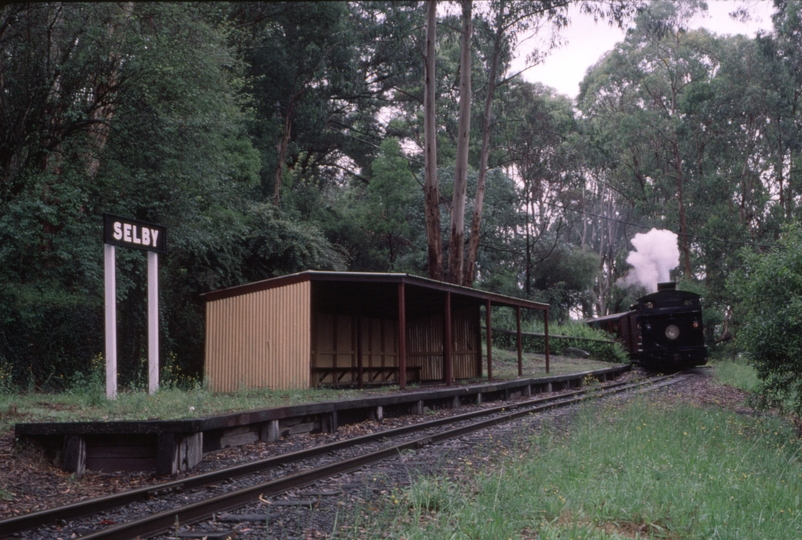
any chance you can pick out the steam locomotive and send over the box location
[586,282,707,370]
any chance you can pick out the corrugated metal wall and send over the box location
[205,281,311,392]
[407,307,480,380]
[312,313,399,385]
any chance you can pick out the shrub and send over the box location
[729,223,802,413]
[492,322,629,364]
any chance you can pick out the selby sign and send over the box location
[104,214,167,253]
[103,214,167,400]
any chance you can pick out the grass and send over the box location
[484,348,622,380]
[351,365,802,539]
[710,358,761,394]
[0,351,619,434]
[0,385,393,435]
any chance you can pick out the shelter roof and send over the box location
[584,311,634,324]
[202,271,548,318]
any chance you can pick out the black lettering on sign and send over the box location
[103,214,167,253]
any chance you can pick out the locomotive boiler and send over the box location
[587,282,707,370]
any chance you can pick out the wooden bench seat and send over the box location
[313,366,422,384]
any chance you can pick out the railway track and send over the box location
[1,372,687,540]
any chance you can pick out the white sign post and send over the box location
[103,214,167,400]
[104,243,117,400]
[147,251,159,395]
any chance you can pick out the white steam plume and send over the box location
[620,228,679,293]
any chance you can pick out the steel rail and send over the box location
[0,373,677,539]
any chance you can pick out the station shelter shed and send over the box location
[202,271,550,392]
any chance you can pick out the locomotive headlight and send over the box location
[665,324,680,340]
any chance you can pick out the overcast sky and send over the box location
[519,1,776,99]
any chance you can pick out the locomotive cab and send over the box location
[635,282,707,370]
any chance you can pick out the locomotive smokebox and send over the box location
[657,282,677,291]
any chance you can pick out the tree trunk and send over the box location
[673,142,692,276]
[463,6,501,287]
[85,2,135,178]
[43,5,67,176]
[423,0,443,281]
[273,92,300,207]
[447,0,472,284]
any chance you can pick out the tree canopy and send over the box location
[0,1,799,402]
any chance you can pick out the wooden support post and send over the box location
[180,433,203,473]
[486,300,493,381]
[322,411,338,434]
[545,307,550,374]
[369,406,384,422]
[452,395,460,409]
[398,282,407,390]
[157,432,203,475]
[380,318,386,374]
[309,290,316,388]
[63,435,86,478]
[260,420,281,443]
[444,291,453,385]
[356,315,364,390]
[475,305,483,376]
[476,392,482,405]
[414,400,424,415]
[156,433,175,475]
[516,306,523,377]
[332,315,338,385]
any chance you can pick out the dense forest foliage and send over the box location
[1,0,800,390]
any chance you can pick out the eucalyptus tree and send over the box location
[578,0,723,280]
[447,0,473,285]
[574,0,802,326]
[463,0,569,287]
[462,0,642,287]
[422,0,442,280]
[571,145,639,316]
[417,0,642,286]
[493,79,605,319]
[0,4,225,384]
[724,2,802,409]
[751,0,802,222]
[0,3,139,196]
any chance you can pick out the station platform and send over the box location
[15,365,630,476]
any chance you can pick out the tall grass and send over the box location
[363,396,802,539]
[712,358,760,394]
